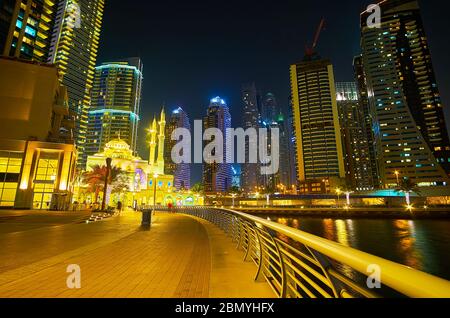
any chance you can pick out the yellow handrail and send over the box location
[147,206,450,298]
[220,208,450,298]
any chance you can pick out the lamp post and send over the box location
[231,193,236,207]
[101,158,112,212]
[345,191,353,207]
[395,171,400,186]
[141,173,159,228]
[336,188,342,208]
[152,173,159,215]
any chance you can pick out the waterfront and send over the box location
[267,216,450,281]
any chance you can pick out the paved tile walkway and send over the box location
[0,212,273,298]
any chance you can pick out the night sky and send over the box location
[97,0,450,184]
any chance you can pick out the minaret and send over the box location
[149,118,158,166]
[157,108,166,172]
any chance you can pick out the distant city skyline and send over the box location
[96,0,450,183]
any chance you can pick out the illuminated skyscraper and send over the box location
[231,164,241,189]
[85,58,143,165]
[287,99,298,188]
[262,92,278,123]
[290,58,345,193]
[336,82,374,191]
[164,107,191,190]
[49,0,105,167]
[276,111,292,189]
[361,0,450,187]
[0,0,58,62]
[203,97,232,193]
[353,55,380,188]
[241,83,261,193]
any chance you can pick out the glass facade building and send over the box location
[241,83,261,193]
[49,0,105,168]
[336,82,374,191]
[0,0,57,63]
[85,58,144,166]
[164,107,191,191]
[353,55,381,188]
[360,0,450,187]
[0,0,58,62]
[203,97,232,193]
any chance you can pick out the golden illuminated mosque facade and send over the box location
[82,109,201,208]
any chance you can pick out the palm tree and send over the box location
[260,184,276,206]
[82,165,129,204]
[82,165,105,204]
[191,183,204,194]
[395,178,420,206]
[229,186,241,195]
[340,181,354,206]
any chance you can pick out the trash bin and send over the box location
[142,211,152,228]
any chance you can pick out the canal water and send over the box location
[266,216,450,281]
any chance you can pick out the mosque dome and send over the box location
[105,139,131,151]
[103,138,133,159]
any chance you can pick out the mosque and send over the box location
[79,109,202,209]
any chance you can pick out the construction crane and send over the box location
[305,18,326,59]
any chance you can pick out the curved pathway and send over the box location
[0,212,273,298]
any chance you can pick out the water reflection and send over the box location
[266,216,450,280]
[393,220,423,269]
[322,219,334,242]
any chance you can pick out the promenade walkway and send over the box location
[0,212,273,298]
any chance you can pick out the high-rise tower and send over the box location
[203,97,232,193]
[49,0,106,167]
[353,55,380,188]
[85,58,144,164]
[0,0,58,62]
[290,58,345,193]
[276,110,293,189]
[336,82,374,191]
[360,0,450,187]
[164,107,191,190]
[262,93,278,123]
[241,83,261,193]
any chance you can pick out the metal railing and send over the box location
[147,206,450,298]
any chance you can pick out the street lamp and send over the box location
[335,188,342,208]
[322,179,329,194]
[231,193,237,207]
[395,170,400,186]
[345,191,353,206]
[101,158,112,212]
[152,173,159,216]
[141,173,159,228]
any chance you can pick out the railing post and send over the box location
[272,238,287,298]
[254,228,266,283]
[236,218,245,251]
[243,222,258,263]
[308,248,345,298]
